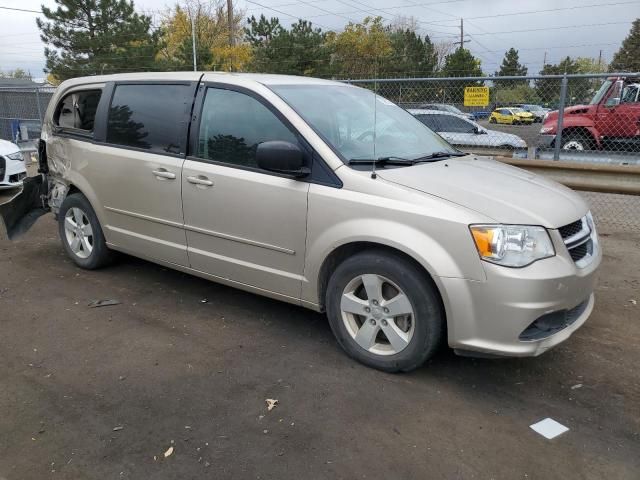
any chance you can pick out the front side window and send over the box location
[415,114,440,131]
[435,115,475,133]
[270,84,455,163]
[197,88,299,168]
[106,84,192,154]
[621,84,639,103]
[55,89,102,132]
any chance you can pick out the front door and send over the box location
[182,85,309,299]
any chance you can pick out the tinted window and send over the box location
[197,88,299,168]
[55,90,102,132]
[106,84,191,154]
[436,115,475,133]
[415,114,439,131]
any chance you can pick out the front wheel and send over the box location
[326,251,444,372]
[561,132,594,151]
[489,117,497,124]
[58,193,114,269]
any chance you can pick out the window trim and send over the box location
[100,80,200,158]
[52,87,104,139]
[188,82,342,188]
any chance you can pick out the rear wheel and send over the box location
[326,251,444,372]
[58,193,113,269]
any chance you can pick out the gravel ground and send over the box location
[0,207,639,479]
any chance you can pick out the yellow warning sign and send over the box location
[464,86,489,107]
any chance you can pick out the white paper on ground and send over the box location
[530,418,569,439]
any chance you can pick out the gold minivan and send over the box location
[1,72,601,372]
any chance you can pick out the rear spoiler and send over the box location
[0,175,49,240]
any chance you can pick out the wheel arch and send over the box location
[316,241,446,321]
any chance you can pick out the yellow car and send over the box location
[489,107,534,125]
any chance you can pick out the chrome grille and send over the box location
[559,220,583,239]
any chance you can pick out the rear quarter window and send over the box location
[54,89,102,133]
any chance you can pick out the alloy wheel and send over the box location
[340,274,415,356]
[64,207,94,259]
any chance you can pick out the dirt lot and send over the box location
[476,118,540,148]
[1,205,639,479]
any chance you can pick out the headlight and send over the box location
[470,224,555,267]
[540,126,554,134]
[6,151,24,161]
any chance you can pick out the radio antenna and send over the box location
[371,65,378,179]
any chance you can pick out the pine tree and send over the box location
[496,48,527,77]
[382,29,437,77]
[37,0,159,80]
[609,18,640,72]
[439,48,483,103]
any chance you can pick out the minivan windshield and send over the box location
[270,84,457,163]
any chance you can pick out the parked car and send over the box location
[418,103,475,121]
[539,78,640,151]
[0,140,27,190]
[408,109,527,149]
[489,107,535,125]
[2,73,601,372]
[513,104,548,123]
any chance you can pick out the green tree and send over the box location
[326,17,392,78]
[609,18,640,72]
[381,29,437,77]
[245,15,329,76]
[37,0,159,80]
[438,48,483,103]
[536,57,592,106]
[496,48,527,77]
[0,68,32,79]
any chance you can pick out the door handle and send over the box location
[152,169,176,180]
[187,175,214,187]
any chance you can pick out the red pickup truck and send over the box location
[539,77,640,152]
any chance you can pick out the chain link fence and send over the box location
[0,76,639,233]
[346,73,640,164]
[0,86,56,151]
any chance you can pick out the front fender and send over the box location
[302,217,485,306]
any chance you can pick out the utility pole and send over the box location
[598,49,603,69]
[191,10,197,71]
[227,0,234,47]
[543,51,547,68]
[454,18,470,50]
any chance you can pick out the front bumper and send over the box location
[537,133,556,148]
[0,158,27,190]
[440,230,601,357]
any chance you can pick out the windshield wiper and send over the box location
[348,156,417,166]
[412,151,467,162]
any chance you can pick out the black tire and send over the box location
[489,117,497,124]
[561,131,594,151]
[326,250,444,373]
[58,193,114,269]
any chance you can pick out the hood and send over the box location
[515,111,533,118]
[545,104,595,123]
[484,130,526,147]
[377,157,589,228]
[0,139,20,156]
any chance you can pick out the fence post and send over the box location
[34,87,44,124]
[553,74,568,161]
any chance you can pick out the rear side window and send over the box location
[197,88,299,168]
[106,84,192,154]
[55,89,102,132]
[436,115,475,133]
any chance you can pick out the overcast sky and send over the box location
[0,0,637,79]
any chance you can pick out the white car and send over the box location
[408,109,527,149]
[0,140,27,190]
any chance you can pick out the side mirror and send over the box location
[473,126,486,135]
[605,97,620,108]
[256,141,309,178]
